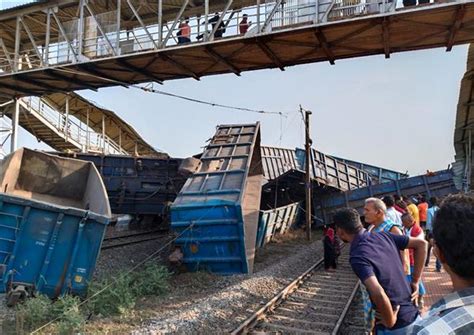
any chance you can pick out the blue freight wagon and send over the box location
[53,152,187,226]
[171,123,263,274]
[316,169,457,224]
[329,155,409,184]
[256,202,301,248]
[0,148,111,305]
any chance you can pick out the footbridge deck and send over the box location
[0,0,471,98]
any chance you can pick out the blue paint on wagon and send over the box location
[0,148,111,300]
[171,123,263,274]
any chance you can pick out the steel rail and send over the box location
[332,280,361,335]
[231,256,325,334]
[231,245,360,335]
[101,234,169,250]
[103,229,167,241]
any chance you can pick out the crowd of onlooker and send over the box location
[322,193,473,334]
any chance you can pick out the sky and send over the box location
[2,1,468,176]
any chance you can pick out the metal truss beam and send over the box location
[396,18,449,29]
[261,0,283,33]
[330,21,379,45]
[84,2,117,56]
[0,38,12,66]
[19,16,43,66]
[0,0,77,22]
[77,64,129,87]
[446,5,466,51]
[51,10,79,62]
[314,29,335,65]
[159,53,200,80]
[15,74,65,92]
[44,69,99,91]
[115,58,164,84]
[257,41,285,71]
[382,18,390,58]
[204,46,241,76]
[0,81,38,96]
[126,0,159,49]
[397,29,447,49]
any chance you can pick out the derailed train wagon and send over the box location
[317,169,457,223]
[171,123,263,274]
[0,148,111,305]
[256,202,301,248]
[54,152,187,226]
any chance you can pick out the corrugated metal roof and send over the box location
[0,1,42,11]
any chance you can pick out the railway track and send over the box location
[232,249,364,335]
[101,230,170,250]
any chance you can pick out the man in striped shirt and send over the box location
[412,194,474,334]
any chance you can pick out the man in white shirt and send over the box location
[383,195,402,226]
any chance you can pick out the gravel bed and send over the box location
[94,232,175,281]
[339,288,367,335]
[131,234,324,334]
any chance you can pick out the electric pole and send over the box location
[301,105,312,241]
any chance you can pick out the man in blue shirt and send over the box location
[333,208,427,334]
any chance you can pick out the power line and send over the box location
[54,68,288,116]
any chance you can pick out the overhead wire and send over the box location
[54,68,289,116]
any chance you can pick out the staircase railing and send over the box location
[19,96,129,155]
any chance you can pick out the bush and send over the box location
[87,274,136,317]
[14,264,171,331]
[15,294,84,334]
[52,295,84,334]
[88,265,170,317]
[131,264,170,297]
[15,294,51,332]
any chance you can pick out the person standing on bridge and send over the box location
[412,194,474,334]
[333,208,426,334]
[177,18,191,44]
[196,13,226,40]
[239,14,251,35]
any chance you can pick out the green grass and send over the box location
[14,264,171,333]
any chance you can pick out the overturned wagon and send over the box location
[54,152,187,227]
[0,148,110,305]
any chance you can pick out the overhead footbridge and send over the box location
[0,0,472,98]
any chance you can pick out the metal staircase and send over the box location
[0,96,128,155]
